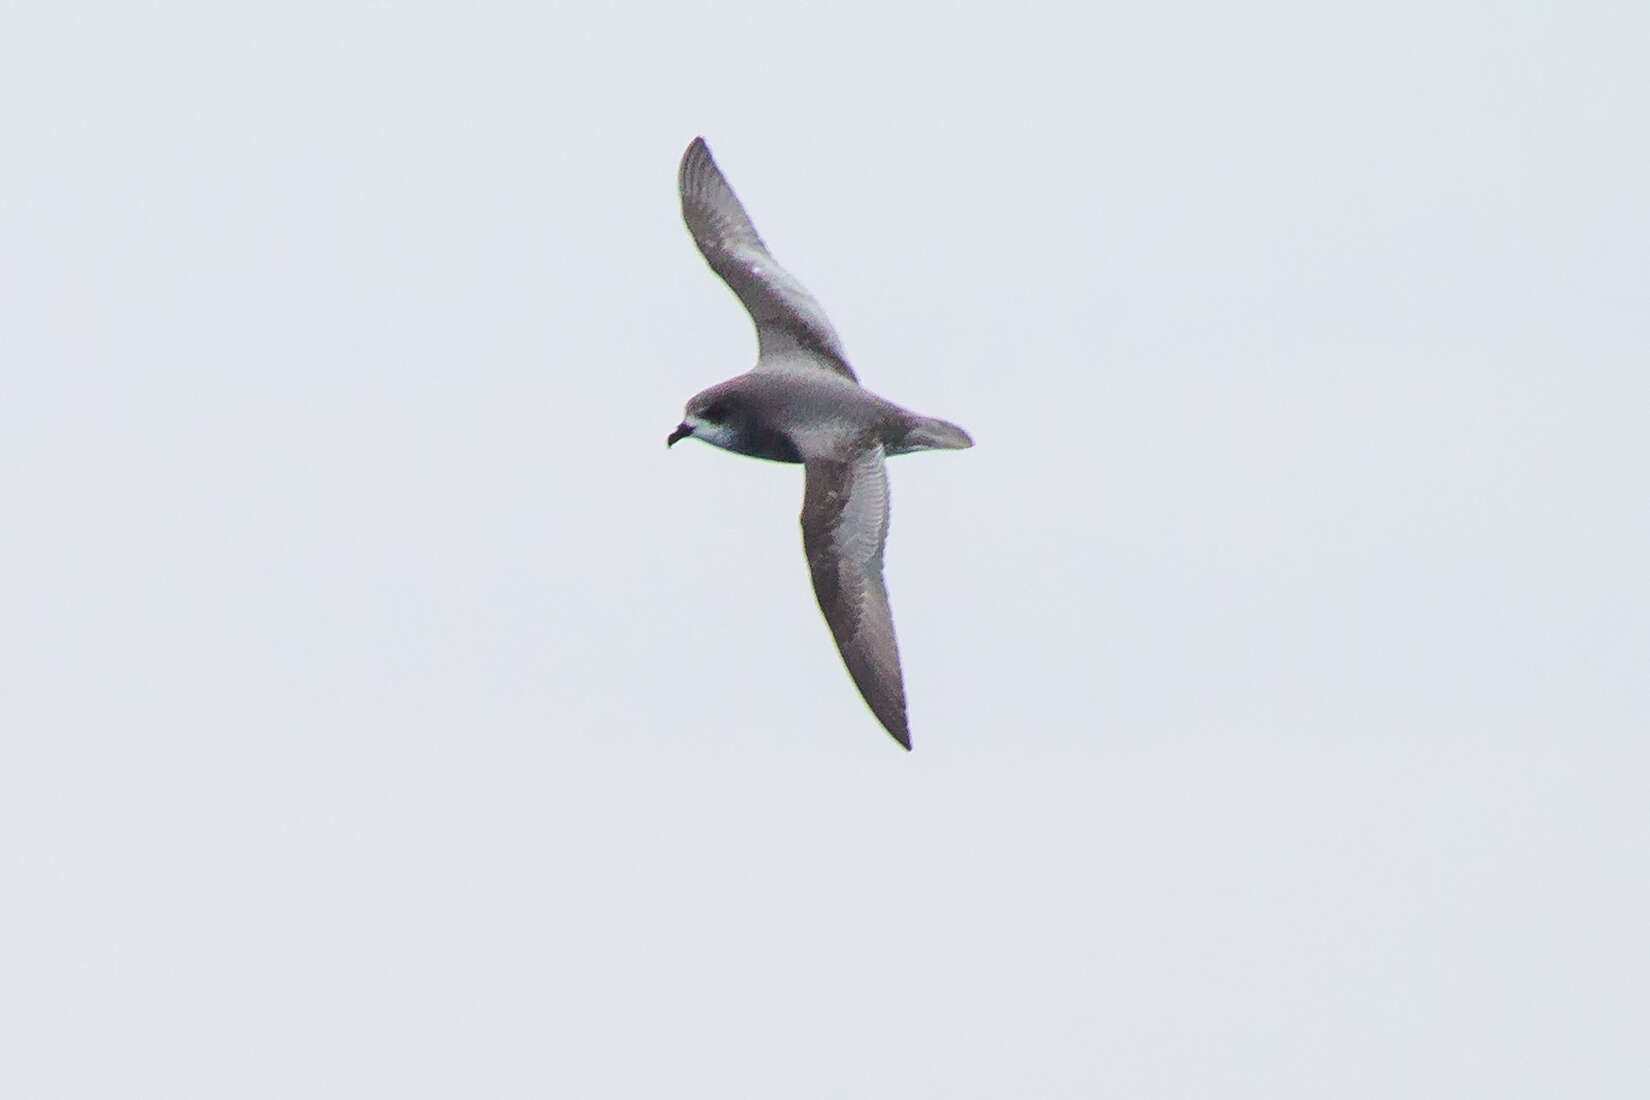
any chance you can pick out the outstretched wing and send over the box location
[678,137,856,381]
[800,442,909,748]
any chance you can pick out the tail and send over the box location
[895,415,974,454]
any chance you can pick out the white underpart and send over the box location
[685,415,737,451]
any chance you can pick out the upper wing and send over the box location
[678,137,857,381]
[800,442,909,748]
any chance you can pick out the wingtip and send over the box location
[678,136,725,206]
[680,135,712,174]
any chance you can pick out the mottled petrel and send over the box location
[668,137,972,750]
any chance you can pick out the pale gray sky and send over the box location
[3,2,1647,1096]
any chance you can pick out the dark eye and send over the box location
[703,402,727,422]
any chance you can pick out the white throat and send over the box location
[686,415,738,451]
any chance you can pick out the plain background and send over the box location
[3,2,1646,1096]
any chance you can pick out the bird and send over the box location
[668,137,972,750]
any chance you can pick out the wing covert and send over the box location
[800,442,909,747]
[679,138,857,381]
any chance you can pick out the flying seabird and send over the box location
[668,137,972,750]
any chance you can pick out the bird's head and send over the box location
[667,387,741,451]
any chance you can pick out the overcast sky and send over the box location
[3,2,1647,1096]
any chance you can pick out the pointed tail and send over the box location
[897,415,974,453]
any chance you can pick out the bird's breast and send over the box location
[724,419,804,464]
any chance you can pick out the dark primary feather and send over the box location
[800,443,910,749]
[678,137,858,381]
